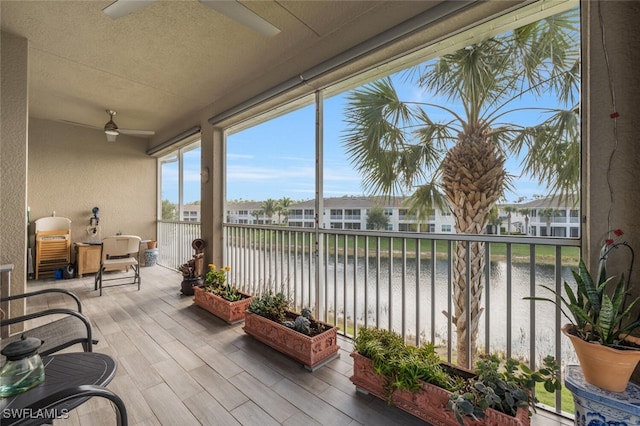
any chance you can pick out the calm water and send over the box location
[232,249,578,364]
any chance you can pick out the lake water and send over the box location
[233,249,578,364]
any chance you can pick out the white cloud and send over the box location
[227,153,254,160]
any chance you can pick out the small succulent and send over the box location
[284,307,313,335]
[248,291,289,323]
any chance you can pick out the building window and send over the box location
[345,209,361,220]
[441,224,452,233]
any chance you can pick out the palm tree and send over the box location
[503,205,519,234]
[342,9,579,367]
[519,208,531,235]
[251,209,262,224]
[487,206,501,235]
[538,208,557,237]
[276,197,294,224]
[260,199,279,224]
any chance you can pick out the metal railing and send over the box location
[223,222,580,416]
[158,221,201,269]
[157,220,579,416]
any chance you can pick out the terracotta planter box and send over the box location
[193,286,253,324]
[243,310,340,371]
[350,352,530,426]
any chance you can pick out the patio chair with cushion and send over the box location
[94,235,141,296]
[0,288,96,357]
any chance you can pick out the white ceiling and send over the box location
[1,0,450,142]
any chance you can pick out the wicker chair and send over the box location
[1,288,96,357]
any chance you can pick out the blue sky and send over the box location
[223,79,562,204]
[166,62,575,206]
[167,82,565,205]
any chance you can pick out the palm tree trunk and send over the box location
[441,124,505,368]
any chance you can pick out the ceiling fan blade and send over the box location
[119,128,155,136]
[61,120,101,130]
[102,0,156,19]
[199,0,280,37]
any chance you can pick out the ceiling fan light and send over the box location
[104,119,119,135]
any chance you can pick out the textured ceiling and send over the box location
[1,0,445,141]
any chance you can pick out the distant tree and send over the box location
[539,208,557,236]
[487,206,501,234]
[162,199,178,220]
[251,209,262,224]
[519,208,531,234]
[276,197,294,224]
[367,206,389,230]
[503,205,518,234]
[260,199,278,224]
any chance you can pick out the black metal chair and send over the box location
[1,288,96,356]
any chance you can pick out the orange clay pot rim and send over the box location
[562,323,640,352]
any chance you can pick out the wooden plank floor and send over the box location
[18,265,573,426]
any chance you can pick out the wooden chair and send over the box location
[34,217,71,279]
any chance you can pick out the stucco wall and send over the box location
[0,32,29,329]
[28,118,157,264]
[584,1,640,286]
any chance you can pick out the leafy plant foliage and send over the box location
[248,293,329,336]
[247,291,289,323]
[203,264,244,302]
[448,354,560,424]
[354,327,561,425]
[525,258,640,346]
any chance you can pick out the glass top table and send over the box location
[0,352,126,425]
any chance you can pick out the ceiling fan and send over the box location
[103,109,155,142]
[102,0,280,37]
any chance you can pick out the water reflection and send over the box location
[232,247,578,363]
[322,256,577,362]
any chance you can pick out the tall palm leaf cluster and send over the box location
[342,8,580,367]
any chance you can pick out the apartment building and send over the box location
[499,196,580,237]
[226,195,579,237]
[227,196,456,233]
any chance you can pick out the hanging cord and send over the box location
[598,2,619,232]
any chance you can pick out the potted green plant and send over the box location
[525,229,640,392]
[243,291,339,371]
[350,327,560,426]
[193,264,253,324]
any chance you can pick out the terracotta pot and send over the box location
[193,285,253,324]
[147,240,157,249]
[562,323,640,392]
[350,352,530,426]
[243,310,340,371]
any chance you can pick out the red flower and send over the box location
[605,239,614,246]
[614,229,624,237]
